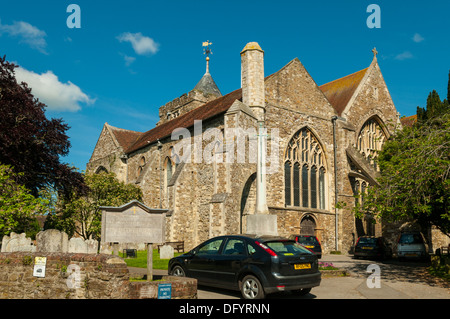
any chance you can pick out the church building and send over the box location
[88,42,403,253]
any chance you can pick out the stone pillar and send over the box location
[255,121,269,215]
[240,42,265,121]
[241,42,277,236]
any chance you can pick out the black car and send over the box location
[354,236,393,260]
[290,235,322,259]
[168,234,321,299]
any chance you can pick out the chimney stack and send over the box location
[241,42,265,121]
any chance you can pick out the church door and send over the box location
[300,215,316,236]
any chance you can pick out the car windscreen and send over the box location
[357,237,378,245]
[265,240,313,256]
[399,234,423,244]
[297,236,319,244]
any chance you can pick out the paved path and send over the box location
[128,254,449,299]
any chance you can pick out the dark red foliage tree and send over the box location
[0,56,86,198]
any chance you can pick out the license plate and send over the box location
[362,247,373,250]
[294,263,311,270]
[405,253,417,257]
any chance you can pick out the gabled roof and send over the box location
[319,68,368,116]
[125,88,242,154]
[114,60,373,155]
[106,124,142,151]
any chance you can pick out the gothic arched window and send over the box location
[357,118,387,170]
[285,128,327,210]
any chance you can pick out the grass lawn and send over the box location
[119,249,183,270]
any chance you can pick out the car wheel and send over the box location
[240,275,265,299]
[293,288,311,296]
[171,265,186,277]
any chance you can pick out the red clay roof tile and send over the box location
[125,88,242,154]
[319,68,368,116]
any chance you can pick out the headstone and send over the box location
[86,239,98,254]
[68,237,87,253]
[1,232,36,252]
[68,237,99,254]
[36,229,69,253]
[160,245,174,259]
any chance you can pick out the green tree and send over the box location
[358,113,450,237]
[0,164,47,238]
[45,172,142,240]
[0,56,86,198]
[417,70,450,122]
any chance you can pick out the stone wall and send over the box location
[0,252,129,299]
[0,252,197,299]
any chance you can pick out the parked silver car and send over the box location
[397,232,428,261]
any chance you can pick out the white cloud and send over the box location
[394,51,413,61]
[119,53,136,66]
[412,33,424,43]
[15,66,95,112]
[117,32,159,55]
[0,20,47,54]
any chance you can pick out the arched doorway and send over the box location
[300,215,316,236]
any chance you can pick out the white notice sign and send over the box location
[33,257,47,278]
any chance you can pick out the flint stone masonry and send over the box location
[87,42,449,254]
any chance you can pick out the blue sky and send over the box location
[1,0,449,171]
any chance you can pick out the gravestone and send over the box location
[160,245,174,259]
[86,239,98,254]
[68,237,99,254]
[36,229,69,253]
[1,232,36,252]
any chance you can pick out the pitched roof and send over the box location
[400,114,417,127]
[107,124,142,150]
[319,68,368,116]
[117,61,371,154]
[125,88,242,154]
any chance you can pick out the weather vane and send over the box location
[202,40,213,73]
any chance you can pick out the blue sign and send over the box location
[157,283,172,299]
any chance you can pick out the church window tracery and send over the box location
[285,128,327,210]
[357,118,387,170]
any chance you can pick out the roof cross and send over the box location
[372,47,378,58]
